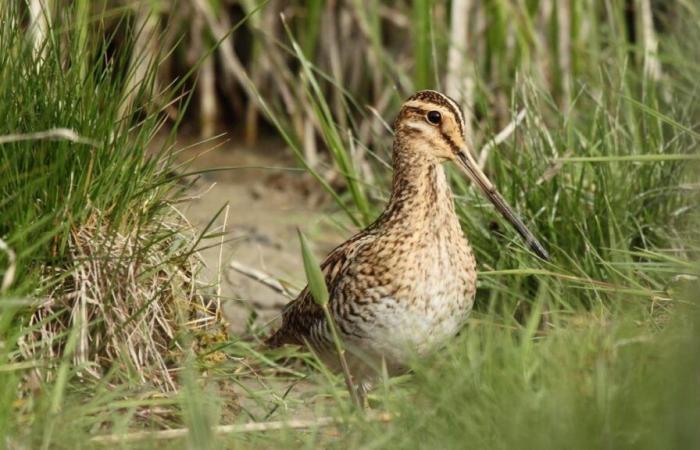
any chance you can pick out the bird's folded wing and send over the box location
[265,231,375,347]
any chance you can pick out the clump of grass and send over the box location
[0,2,225,443]
[20,212,219,392]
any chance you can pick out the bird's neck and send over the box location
[380,140,459,229]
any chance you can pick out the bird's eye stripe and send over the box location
[404,106,427,114]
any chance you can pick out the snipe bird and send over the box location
[267,90,548,393]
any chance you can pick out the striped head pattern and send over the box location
[394,90,467,162]
[393,90,550,261]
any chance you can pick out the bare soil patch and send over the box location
[172,132,347,336]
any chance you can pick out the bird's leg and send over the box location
[357,381,372,409]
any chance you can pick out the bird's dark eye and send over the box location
[426,110,442,125]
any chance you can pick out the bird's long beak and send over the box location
[454,147,549,260]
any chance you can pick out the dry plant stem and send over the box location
[557,0,572,110]
[251,8,300,123]
[0,128,97,146]
[638,0,661,80]
[229,261,294,299]
[191,0,258,103]
[120,2,159,119]
[360,85,394,147]
[28,0,50,62]
[445,0,474,141]
[304,118,318,168]
[90,413,392,443]
[216,205,230,314]
[245,100,259,145]
[0,237,16,292]
[194,14,218,138]
[323,1,346,129]
[477,109,526,169]
[348,129,375,185]
[321,303,362,408]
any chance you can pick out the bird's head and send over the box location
[394,90,549,260]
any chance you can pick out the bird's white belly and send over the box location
[339,229,476,373]
[354,269,474,367]
[379,295,468,351]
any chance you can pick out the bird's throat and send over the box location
[381,145,458,230]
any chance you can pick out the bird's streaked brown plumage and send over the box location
[267,90,547,391]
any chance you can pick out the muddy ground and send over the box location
[173,132,349,336]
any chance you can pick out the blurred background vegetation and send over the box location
[0,0,698,448]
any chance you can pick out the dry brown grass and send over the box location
[17,212,225,392]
